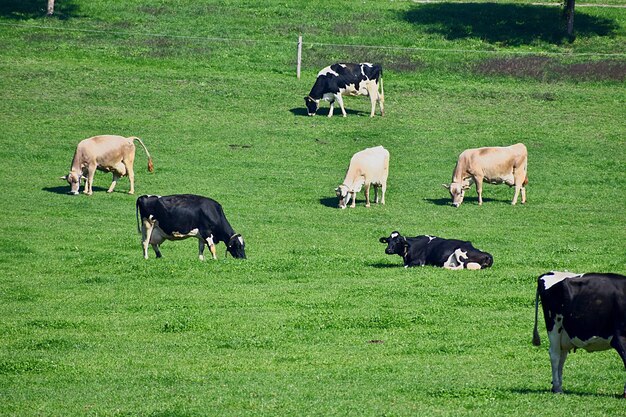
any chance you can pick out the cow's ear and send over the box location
[441,183,449,189]
[462,184,471,190]
[379,237,389,244]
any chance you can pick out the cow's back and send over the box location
[463,143,526,177]
[351,146,389,183]
[78,135,133,164]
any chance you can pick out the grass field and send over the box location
[1,1,625,415]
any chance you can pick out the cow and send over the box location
[304,63,384,118]
[442,143,528,207]
[136,194,246,261]
[379,231,493,269]
[61,135,154,195]
[532,271,626,397]
[336,146,389,209]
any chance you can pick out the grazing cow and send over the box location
[336,146,389,209]
[136,194,246,260]
[532,271,626,397]
[304,63,384,118]
[62,135,154,195]
[443,143,528,207]
[379,231,493,269]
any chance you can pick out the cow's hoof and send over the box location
[128,191,135,195]
[365,204,371,208]
[107,190,114,193]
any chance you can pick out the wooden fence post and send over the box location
[297,35,302,79]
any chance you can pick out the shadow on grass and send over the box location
[289,107,367,117]
[425,196,500,206]
[401,3,618,45]
[509,387,622,399]
[43,185,108,195]
[320,197,337,208]
[0,0,81,20]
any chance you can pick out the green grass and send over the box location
[1,0,625,415]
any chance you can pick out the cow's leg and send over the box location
[108,172,121,193]
[547,325,566,393]
[367,85,378,117]
[610,332,626,397]
[123,160,135,195]
[349,191,356,208]
[85,164,96,195]
[475,176,484,206]
[198,239,206,261]
[328,100,335,118]
[364,183,371,208]
[380,182,386,205]
[512,170,526,205]
[374,184,379,204]
[141,219,154,259]
[152,244,162,258]
[108,162,126,193]
[202,233,217,260]
[335,94,347,117]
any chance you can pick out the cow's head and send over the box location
[442,182,470,207]
[335,184,351,209]
[379,231,408,256]
[227,234,246,259]
[61,171,82,195]
[304,96,319,116]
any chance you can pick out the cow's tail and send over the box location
[129,137,154,173]
[136,198,141,234]
[532,287,541,346]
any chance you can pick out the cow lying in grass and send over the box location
[379,231,493,269]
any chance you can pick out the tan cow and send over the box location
[336,145,389,209]
[62,135,154,195]
[443,143,528,207]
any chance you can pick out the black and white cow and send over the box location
[379,231,493,269]
[136,194,246,260]
[532,271,626,397]
[304,63,384,118]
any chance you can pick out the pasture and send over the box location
[1,0,625,415]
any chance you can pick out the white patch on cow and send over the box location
[238,236,244,245]
[541,271,582,290]
[425,235,436,243]
[443,248,468,269]
[322,92,336,102]
[206,234,215,246]
[391,232,399,238]
[466,262,482,270]
[318,66,339,77]
[172,228,199,239]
